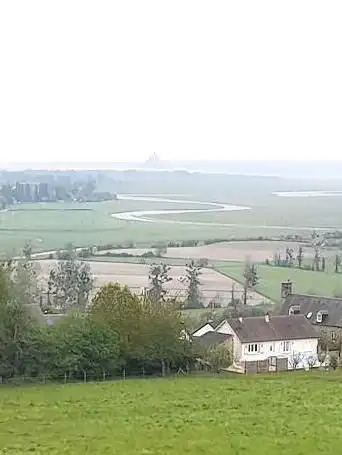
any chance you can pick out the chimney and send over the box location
[265,313,270,323]
[281,280,293,301]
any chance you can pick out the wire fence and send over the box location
[0,368,190,387]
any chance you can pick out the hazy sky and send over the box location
[0,1,341,164]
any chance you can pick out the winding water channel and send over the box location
[111,194,336,231]
[112,195,250,223]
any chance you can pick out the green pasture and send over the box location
[1,373,342,454]
[216,261,342,302]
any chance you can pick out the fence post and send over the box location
[142,366,145,378]
[122,368,126,380]
[84,371,87,383]
[102,370,106,382]
[64,372,67,384]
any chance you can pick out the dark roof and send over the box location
[281,293,342,328]
[227,315,318,343]
[194,332,232,346]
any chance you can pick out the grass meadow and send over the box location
[0,373,342,455]
[216,261,342,302]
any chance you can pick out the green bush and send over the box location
[330,355,338,370]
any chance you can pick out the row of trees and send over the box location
[43,251,205,312]
[269,246,330,272]
[266,230,342,274]
[0,180,116,209]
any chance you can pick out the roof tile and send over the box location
[227,315,318,343]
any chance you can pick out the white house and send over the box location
[216,314,319,372]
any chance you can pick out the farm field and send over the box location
[216,262,342,302]
[96,240,333,263]
[37,260,272,307]
[1,373,342,454]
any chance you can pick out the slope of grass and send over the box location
[215,262,342,302]
[1,373,342,454]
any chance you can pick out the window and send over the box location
[283,341,290,352]
[247,343,259,353]
[289,305,300,315]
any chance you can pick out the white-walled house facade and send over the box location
[216,315,319,372]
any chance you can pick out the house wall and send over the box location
[240,338,318,369]
[216,321,242,362]
[192,324,214,337]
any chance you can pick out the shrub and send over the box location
[330,354,338,370]
[78,248,91,258]
[180,240,199,247]
[141,251,155,258]
[154,243,168,257]
[198,258,209,268]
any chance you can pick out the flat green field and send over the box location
[1,174,342,255]
[0,200,232,255]
[151,194,342,230]
[1,373,342,454]
[216,262,342,301]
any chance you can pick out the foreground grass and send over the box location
[1,373,342,454]
[216,261,342,302]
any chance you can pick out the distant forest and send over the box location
[0,173,116,208]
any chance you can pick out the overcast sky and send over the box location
[0,1,341,164]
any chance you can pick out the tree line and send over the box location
[0,180,116,209]
[0,246,231,382]
[265,231,342,274]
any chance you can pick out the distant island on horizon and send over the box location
[2,159,342,179]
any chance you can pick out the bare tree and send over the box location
[184,260,203,309]
[290,352,303,370]
[285,248,294,267]
[313,247,321,272]
[297,246,304,268]
[321,256,326,272]
[148,264,172,303]
[335,254,341,273]
[306,356,317,369]
[243,259,259,305]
